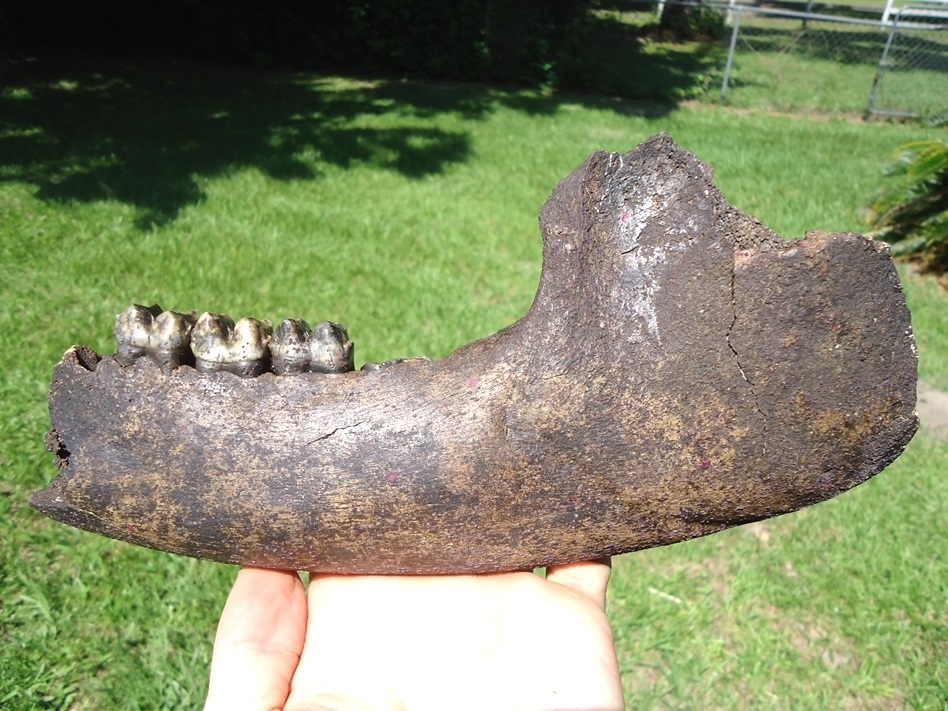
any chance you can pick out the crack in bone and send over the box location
[728,251,765,422]
[306,420,366,445]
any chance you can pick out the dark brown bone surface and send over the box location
[32,134,918,574]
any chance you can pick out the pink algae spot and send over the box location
[386,471,400,482]
[128,525,138,534]
[466,376,480,389]
[700,458,712,469]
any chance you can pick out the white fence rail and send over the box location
[704,0,948,122]
[867,0,948,121]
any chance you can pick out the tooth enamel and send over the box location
[149,310,197,369]
[118,308,357,376]
[270,319,312,375]
[233,317,272,361]
[115,305,200,369]
[191,313,272,377]
[191,312,235,365]
[115,304,163,365]
[308,321,354,373]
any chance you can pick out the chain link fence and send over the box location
[866,2,948,122]
[711,0,948,122]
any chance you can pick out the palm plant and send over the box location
[865,139,948,261]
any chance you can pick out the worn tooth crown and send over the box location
[115,304,197,369]
[149,310,197,368]
[270,319,355,374]
[115,307,360,377]
[151,311,197,349]
[115,304,163,365]
[191,312,236,364]
[232,317,272,361]
[271,319,312,375]
[309,321,354,373]
[191,313,271,377]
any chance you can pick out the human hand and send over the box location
[204,561,623,711]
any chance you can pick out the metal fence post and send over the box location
[721,7,743,102]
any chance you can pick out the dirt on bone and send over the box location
[31,134,919,574]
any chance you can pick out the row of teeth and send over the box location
[114,304,425,377]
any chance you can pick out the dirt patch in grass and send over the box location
[916,383,948,440]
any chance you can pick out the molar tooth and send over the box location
[191,312,235,369]
[115,304,163,366]
[191,313,272,377]
[233,317,272,369]
[149,310,197,369]
[308,321,354,374]
[270,319,312,375]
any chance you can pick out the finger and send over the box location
[283,575,412,711]
[284,689,406,711]
[205,567,308,711]
[544,557,612,609]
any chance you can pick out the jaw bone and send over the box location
[31,134,918,574]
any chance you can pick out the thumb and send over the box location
[544,558,612,609]
[205,567,308,711]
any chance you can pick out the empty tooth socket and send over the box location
[361,356,431,371]
[191,313,272,378]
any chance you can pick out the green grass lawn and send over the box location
[1,56,946,709]
[723,16,948,118]
[581,6,946,121]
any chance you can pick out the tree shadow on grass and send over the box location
[1,56,487,228]
[0,48,691,228]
